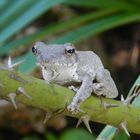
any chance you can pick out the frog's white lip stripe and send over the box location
[39,62,77,67]
[53,62,77,67]
[53,63,73,66]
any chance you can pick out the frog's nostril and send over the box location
[32,46,37,54]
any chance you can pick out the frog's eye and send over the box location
[32,46,37,54]
[67,48,75,54]
[65,44,75,55]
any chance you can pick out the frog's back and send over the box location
[76,51,104,73]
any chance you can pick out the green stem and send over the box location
[0,63,140,134]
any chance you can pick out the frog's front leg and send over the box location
[67,74,93,113]
[93,69,118,98]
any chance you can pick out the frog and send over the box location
[32,41,118,113]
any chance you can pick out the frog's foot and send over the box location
[92,83,104,96]
[67,102,84,114]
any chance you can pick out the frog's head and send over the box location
[32,42,77,68]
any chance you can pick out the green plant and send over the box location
[0,63,140,139]
[0,1,140,139]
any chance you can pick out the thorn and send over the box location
[17,87,32,99]
[100,97,119,109]
[10,73,27,84]
[43,112,52,124]
[7,56,25,70]
[76,115,92,134]
[138,115,140,122]
[131,85,137,95]
[101,102,119,109]
[72,108,85,114]
[135,85,140,96]
[123,94,137,105]
[8,56,12,68]
[11,59,25,68]
[8,93,17,110]
[0,82,4,88]
[0,65,9,70]
[122,85,139,105]
[121,94,124,101]
[52,108,65,115]
[120,121,130,137]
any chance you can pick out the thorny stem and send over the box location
[0,63,140,134]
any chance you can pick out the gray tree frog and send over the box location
[32,42,118,113]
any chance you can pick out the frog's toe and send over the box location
[68,86,78,93]
[67,103,84,114]
[93,83,104,91]
[92,83,104,96]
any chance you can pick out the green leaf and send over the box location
[22,135,41,140]
[50,12,140,44]
[0,9,116,56]
[127,75,140,98]
[60,129,96,140]
[114,131,130,140]
[14,52,36,73]
[0,0,66,45]
[0,0,8,8]
[96,125,116,140]
[16,11,140,73]
[64,0,139,10]
[0,0,15,14]
[45,133,57,140]
[0,0,36,30]
[130,75,140,106]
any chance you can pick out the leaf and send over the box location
[127,75,140,97]
[0,0,66,45]
[0,9,116,56]
[14,52,36,73]
[60,129,96,140]
[0,0,8,8]
[45,133,57,140]
[50,11,140,44]
[22,135,41,140]
[0,0,36,30]
[129,76,140,106]
[114,131,130,140]
[96,125,116,140]
[64,0,139,10]
[0,0,15,14]
[16,11,140,73]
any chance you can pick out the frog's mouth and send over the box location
[36,54,77,68]
[35,47,78,70]
[38,61,77,69]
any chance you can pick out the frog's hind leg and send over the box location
[92,69,118,98]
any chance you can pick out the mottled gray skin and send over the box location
[32,42,118,113]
